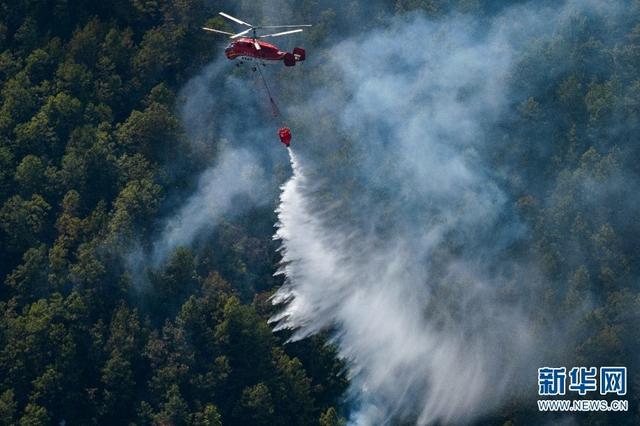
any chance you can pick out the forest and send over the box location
[0,0,639,425]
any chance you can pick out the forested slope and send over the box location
[0,1,347,424]
[1,0,640,425]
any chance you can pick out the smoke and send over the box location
[139,57,287,268]
[270,1,630,424]
[272,147,534,424]
[150,145,269,265]
[117,0,635,422]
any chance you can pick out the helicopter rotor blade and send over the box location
[258,29,304,38]
[256,24,312,29]
[219,12,253,27]
[254,40,261,50]
[202,27,234,36]
[230,28,253,38]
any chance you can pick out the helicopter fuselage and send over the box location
[225,38,304,66]
[225,38,286,61]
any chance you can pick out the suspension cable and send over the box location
[256,63,281,119]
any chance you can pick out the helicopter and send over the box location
[203,12,311,67]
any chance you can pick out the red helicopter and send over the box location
[203,12,310,67]
[202,13,308,147]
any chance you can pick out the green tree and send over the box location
[5,244,49,301]
[319,407,341,426]
[100,349,136,421]
[14,155,46,195]
[108,177,162,240]
[155,384,190,425]
[116,102,180,162]
[0,389,17,425]
[192,403,222,426]
[0,194,51,253]
[18,403,48,426]
[235,383,275,426]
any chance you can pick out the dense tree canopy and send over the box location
[0,1,349,424]
[1,0,639,425]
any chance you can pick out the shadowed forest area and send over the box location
[0,0,639,425]
[0,1,349,424]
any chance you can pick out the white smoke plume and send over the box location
[124,0,631,421]
[151,145,269,265]
[270,2,627,424]
[272,147,534,424]
[147,58,283,267]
